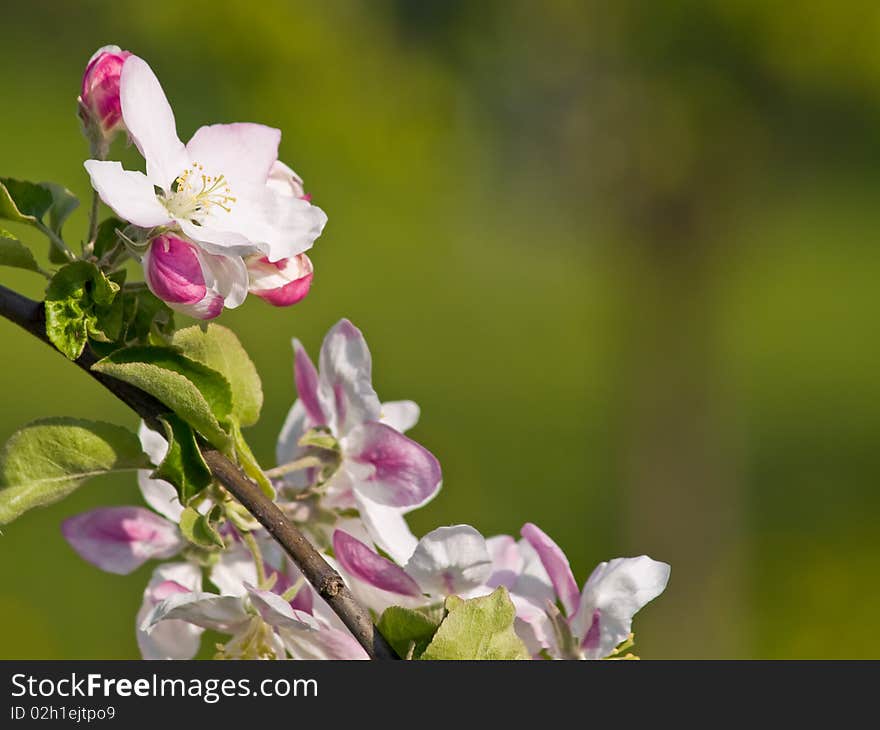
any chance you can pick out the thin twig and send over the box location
[0,283,398,660]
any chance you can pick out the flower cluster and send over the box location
[79,46,324,319]
[63,319,670,660]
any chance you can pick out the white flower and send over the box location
[83,54,327,269]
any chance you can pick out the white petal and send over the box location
[185,123,280,192]
[354,492,418,565]
[571,556,671,659]
[199,251,249,309]
[119,55,189,188]
[83,161,172,228]
[275,399,319,492]
[317,319,381,434]
[209,544,258,597]
[380,400,420,433]
[138,421,168,464]
[404,525,493,597]
[141,591,249,634]
[136,562,203,660]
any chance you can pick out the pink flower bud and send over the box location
[79,45,132,140]
[143,235,225,320]
[246,253,314,307]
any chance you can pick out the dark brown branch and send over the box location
[0,283,398,660]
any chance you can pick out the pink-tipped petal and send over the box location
[570,556,671,660]
[293,339,327,426]
[332,530,422,597]
[80,46,132,136]
[248,254,313,307]
[136,562,203,660]
[318,319,382,434]
[520,523,581,617]
[343,421,442,508]
[119,55,189,188]
[404,525,493,597]
[83,161,173,228]
[143,235,207,305]
[62,506,182,575]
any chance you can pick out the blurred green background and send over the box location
[1,0,878,659]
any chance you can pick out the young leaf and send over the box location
[420,587,530,660]
[171,324,263,427]
[0,230,43,275]
[122,288,175,345]
[0,178,53,224]
[93,217,125,260]
[378,606,442,659]
[91,346,233,449]
[40,182,79,235]
[153,415,212,502]
[0,178,78,234]
[179,505,225,549]
[0,418,149,525]
[44,261,121,359]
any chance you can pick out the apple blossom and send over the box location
[276,319,441,558]
[143,578,367,660]
[61,422,207,574]
[83,54,327,263]
[143,234,247,319]
[520,522,670,659]
[333,525,492,613]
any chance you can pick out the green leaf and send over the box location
[171,324,263,427]
[44,261,121,359]
[0,417,149,525]
[40,182,79,235]
[93,217,125,260]
[91,346,232,449]
[122,288,175,345]
[0,178,78,236]
[421,587,530,660]
[378,606,442,659]
[232,423,275,498]
[153,415,212,502]
[0,229,42,275]
[179,505,225,549]
[0,178,53,224]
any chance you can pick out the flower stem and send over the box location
[264,456,323,479]
[242,530,268,586]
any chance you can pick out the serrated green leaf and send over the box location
[171,324,263,427]
[44,261,121,359]
[153,415,212,502]
[421,587,530,660]
[91,346,232,449]
[179,505,225,549]
[378,605,442,659]
[0,230,42,274]
[0,418,150,525]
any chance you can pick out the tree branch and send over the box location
[0,283,399,660]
